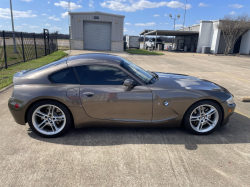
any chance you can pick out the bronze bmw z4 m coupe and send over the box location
[8,53,236,138]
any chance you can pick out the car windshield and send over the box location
[120,58,154,84]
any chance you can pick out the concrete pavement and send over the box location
[0,51,250,186]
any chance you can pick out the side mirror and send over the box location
[123,79,134,87]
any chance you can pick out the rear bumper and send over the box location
[8,96,27,125]
[221,102,236,126]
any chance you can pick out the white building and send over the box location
[140,20,250,54]
[69,11,125,52]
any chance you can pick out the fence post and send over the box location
[21,32,25,62]
[34,33,37,59]
[43,29,47,56]
[48,33,50,54]
[51,34,54,53]
[3,31,8,69]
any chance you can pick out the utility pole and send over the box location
[169,14,180,50]
[10,0,18,53]
[183,0,187,31]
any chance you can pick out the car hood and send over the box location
[152,72,230,93]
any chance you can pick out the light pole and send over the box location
[169,14,180,49]
[10,0,18,53]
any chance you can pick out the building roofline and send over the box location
[69,11,125,18]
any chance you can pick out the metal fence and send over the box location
[0,30,58,69]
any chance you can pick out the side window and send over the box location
[75,65,130,85]
[49,68,79,84]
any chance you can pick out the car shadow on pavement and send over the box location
[28,113,250,150]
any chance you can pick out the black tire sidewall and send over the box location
[27,100,72,138]
[183,100,223,135]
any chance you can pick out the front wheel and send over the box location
[28,100,72,138]
[183,100,223,135]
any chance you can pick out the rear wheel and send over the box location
[28,100,72,138]
[183,100,222,135]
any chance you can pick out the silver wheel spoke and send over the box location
[38,120,46,128]
[206,119,214,127]
[191,116,200,121]
[196,121,202,130]
[206,109,216,117]
[35,110,47,119]
[51,121,59,131]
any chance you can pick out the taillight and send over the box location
[15,103,19,109]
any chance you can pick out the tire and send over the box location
[27,100,72,138]
[146,46,148,50]
[183,100,223,135]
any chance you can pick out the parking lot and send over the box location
[0,51,250,186]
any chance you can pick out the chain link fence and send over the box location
[0,30,59,69]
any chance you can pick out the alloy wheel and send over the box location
[189,104,219,133]
[32,104,66,135]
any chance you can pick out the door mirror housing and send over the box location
[123,79,134,87]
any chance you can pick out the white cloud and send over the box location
[229,4,244,8]
[54,1,82,10]
[124,28,129,32]
[21,0,33,2]
[154,14,160,17]
[22,23,27,25]
[50,26,62,31]
[198,3,211,7]
[196,20,202,23]
[164,14,168,16]
[61,12,68,18]
[45,23,50,26]
[164,23,168,24]
[100,0,192,12]
[174,24,183,28]
[89,0,94,8]
[48,1,51,4]
[77,0,82,4]
[41,13,47,16]
[125,22,131,25]
[160,23,162,24]
[29,26,38,28]
[230,11,236,15]
[135,22,156,26]
[0,8,36,19]
[48,15,61,21]
[48,9,51,11]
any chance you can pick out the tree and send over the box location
[216,13,250,55]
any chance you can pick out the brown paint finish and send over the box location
[8,53,235,129]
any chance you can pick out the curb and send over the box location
[0,84,13,94]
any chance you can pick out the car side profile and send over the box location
[8,53,236,138]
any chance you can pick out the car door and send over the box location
[74,64,152,122]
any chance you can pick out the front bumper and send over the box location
[220,102,236,126]
[8,96,28,125]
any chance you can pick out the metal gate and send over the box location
[83,21,111,51]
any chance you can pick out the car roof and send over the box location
[67,53,123,67]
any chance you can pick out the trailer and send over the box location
[126,36,140,49]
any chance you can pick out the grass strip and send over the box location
[0,51,68,90]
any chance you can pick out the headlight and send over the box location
[226,95,234,105]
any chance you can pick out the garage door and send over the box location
[83,21,111,51]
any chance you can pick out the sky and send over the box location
[0,0,249,35]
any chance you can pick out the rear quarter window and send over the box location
[49,68,79,84]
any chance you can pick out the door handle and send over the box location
[83,92,95,97]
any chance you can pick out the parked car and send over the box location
[8,53,235,137]
[145,38,163,49]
